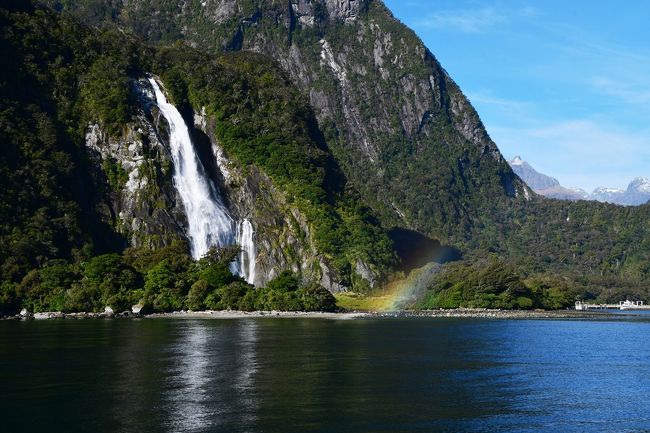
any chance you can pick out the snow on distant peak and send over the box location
[593,187,624,194]
[567,187,587,195]
[507,154,648,206]
[629,177,650,192]
[510,156,524,166]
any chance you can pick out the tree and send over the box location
[266,271,300,293]
[298,283,336,312]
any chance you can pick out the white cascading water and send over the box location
[235,219,256,284]
[149,78,234,258]
[148,78,257,283]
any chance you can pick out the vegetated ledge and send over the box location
[0,308,628,321]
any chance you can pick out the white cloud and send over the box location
[415,8,504,33]
[414,7,538,33]
[591,76,650,105]
[466,91,532,115]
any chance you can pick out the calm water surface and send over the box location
[2,316,650,432]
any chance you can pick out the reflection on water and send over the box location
[2,317,650,432]
[161,320,259,432]
[164,323,212,431]
[235,320,258,429]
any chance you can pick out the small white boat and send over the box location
[619,300,644,310]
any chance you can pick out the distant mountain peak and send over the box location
[629,177,650,193]
[593,187,624,193]
[508,156,559,191]
[510,155,524,166]
[509,156,650,206]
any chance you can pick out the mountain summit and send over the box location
[607,177,650,206]
[508,156,560,191]
[509,157,650,206]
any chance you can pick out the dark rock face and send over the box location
[84,78,189,249]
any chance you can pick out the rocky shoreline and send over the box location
[0,308,366,321]
[1,307,627,321]
[2,309,144,320]
[371,308,619,320]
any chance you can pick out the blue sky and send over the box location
[382,0,650,191]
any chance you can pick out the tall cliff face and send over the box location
[192,103,348,290]
[57,0,528,247]
[87,76,355,290]
[84,79,186,249]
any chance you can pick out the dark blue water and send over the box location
[2,317,650,432]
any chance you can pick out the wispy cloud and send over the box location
[591,76,650,105]
[527,22,650,108]
[415,8,504,33]
[466,92,531,111]
[414,7,538,33]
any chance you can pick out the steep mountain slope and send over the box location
[0,0,394,302]
[509,156,560,191]
[54,0,530,248]
[53,0,650,289]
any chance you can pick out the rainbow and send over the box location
[381,244,461,310]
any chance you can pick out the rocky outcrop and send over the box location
[324,0,364,22]
[84,78,188,249]
[86,76,352,290]
[290,0,365,25]
[194,105,350,290]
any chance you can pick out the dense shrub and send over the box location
[0,245,339,314]
[418,259,542,310]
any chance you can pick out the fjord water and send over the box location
[2,318,649,433]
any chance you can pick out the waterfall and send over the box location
[236,219,257,284]
[148,77,257,284]
[149,78,234,258]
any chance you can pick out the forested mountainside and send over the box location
[53,0,529,246]
[0,0,391,313]
[2,0,650,315]
[52,0,650,297]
